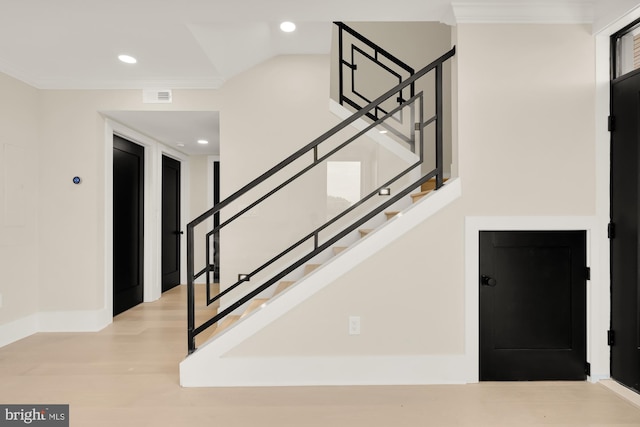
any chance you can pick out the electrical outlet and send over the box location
[349,316,360,335]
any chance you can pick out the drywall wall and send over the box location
[221,24,597,374]
[37,89,218,316]
[215,55,410,308]
[1,52,408,338]
[0,72,39,329]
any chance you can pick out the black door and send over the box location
[162,155,181,292]
[212,160,220,282]
[113,136,144,316]
[610,68,640,391]
[479,231,587,381]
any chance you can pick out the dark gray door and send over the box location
[162,155,181,292]
[480,230,587,381]
[610,68,640,391]
[113,136,144,316]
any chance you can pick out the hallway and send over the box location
[1,286,640,426]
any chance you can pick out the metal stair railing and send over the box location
[335,21,417,148]
[186,38,455,355]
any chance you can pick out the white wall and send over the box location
[37,90,218,315]
[216,55,377,306]
[189,154,212,274]
[217,23,600,381]
[0,72,39,339]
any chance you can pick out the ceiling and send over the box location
[0,0,600,156]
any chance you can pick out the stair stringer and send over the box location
[180,178,462,387]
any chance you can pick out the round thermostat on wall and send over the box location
[73,176,81,184]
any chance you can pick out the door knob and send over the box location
[480,275,497,287]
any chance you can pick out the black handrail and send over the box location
[186,32,455,353]
[205,93,426,307]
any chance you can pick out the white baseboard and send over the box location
[38,308,111,332]
[0,308,112,348]
[0,314,38,348]
[600,379,640,408]
[180,354,469,387]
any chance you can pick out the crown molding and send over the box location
[0,60,226,90]
[27,77,226,90]
[452,1,594,24]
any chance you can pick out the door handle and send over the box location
[174,230,184,235]
[480,275,497,287]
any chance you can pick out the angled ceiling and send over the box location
[0,0,598,90]
[0,0,599,156]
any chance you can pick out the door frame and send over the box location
[104,119,189,319]
[464,216,602,382]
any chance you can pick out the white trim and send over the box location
[585,0,640,389]
[0,309,111,348]
[180,179,462,386]
[593,3,640,35]
[13,77,226,91]
[38,309,111,332]
[181,355,468,387]
[104,118,190,315]
[464,216,607,383]
[452,2,594,24]
[600,379,640,408]
[0,314,38,348]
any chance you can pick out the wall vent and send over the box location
[143,89,172,104]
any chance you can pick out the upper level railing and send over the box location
[186,24,455,354]
[336,21,416,147]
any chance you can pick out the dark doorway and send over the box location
[113,135,144,316]
[610,66,640,392]
[479,230,587,381]
[212,160,220,282]
[162,155,181,292]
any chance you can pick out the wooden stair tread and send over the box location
[385,211,400,219]
[274,281,295,296]
[420,177,449,192]
[333,246,347,255]
[359,228,373,236]
[214,314,241,334]
[303,264,321,275]
[411,189,432,202]
[240,298,269,318]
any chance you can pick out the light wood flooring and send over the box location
[2,285,640,426]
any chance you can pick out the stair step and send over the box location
[359,228,373,237]
[303,264,321,275]
[385,211,400,220]
[411,190,432,203]
[420,177,449,192]
[214,314,241,334]
[273,280,295,296]
[333,246,347,255]
[240,298,269,319]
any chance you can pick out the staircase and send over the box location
[185,23,456,357]
[194,178,448,346]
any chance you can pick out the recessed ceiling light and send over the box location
[118,54,137,64]
[280,21,296,33]
[197,139,209,145]
[379,130,388,134]
[177,143,185,147]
